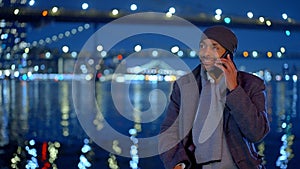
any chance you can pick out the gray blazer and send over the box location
[159,65,270,169]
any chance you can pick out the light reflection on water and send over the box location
[273,78,298,169]
[0,79,299,168]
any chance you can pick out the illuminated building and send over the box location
[0,0,27,69]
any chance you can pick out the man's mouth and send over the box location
[202,61,214,66]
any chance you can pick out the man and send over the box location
[159,25,270,169]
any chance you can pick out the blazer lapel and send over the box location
[178,80,200,139]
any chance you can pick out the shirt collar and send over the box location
[206,72,215,83]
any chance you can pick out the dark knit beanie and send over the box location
[201,25,238,54]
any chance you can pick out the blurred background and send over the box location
[0,0,300,169]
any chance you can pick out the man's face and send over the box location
[198,39,226,71]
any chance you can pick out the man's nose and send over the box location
[200,48,211,57]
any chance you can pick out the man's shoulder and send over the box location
[237,71,265,89]
[176,65,201,85]
[238,71,263,82]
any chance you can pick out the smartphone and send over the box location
[221,50,233,60]
[219,50,233,69]
[208,50,233,79]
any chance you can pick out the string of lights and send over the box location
[1,5,300,31]
[1,1,300,60]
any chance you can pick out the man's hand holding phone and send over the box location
[215,51,238,91]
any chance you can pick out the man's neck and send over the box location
[207,71,223,84]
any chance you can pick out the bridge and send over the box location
[1,7,300,31]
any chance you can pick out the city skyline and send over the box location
[1,0,300,75]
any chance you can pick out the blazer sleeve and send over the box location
[159,81,192,169]
[225,73,270,142]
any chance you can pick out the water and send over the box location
[0,78,299,169]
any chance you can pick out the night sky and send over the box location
[25,0,300,55]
